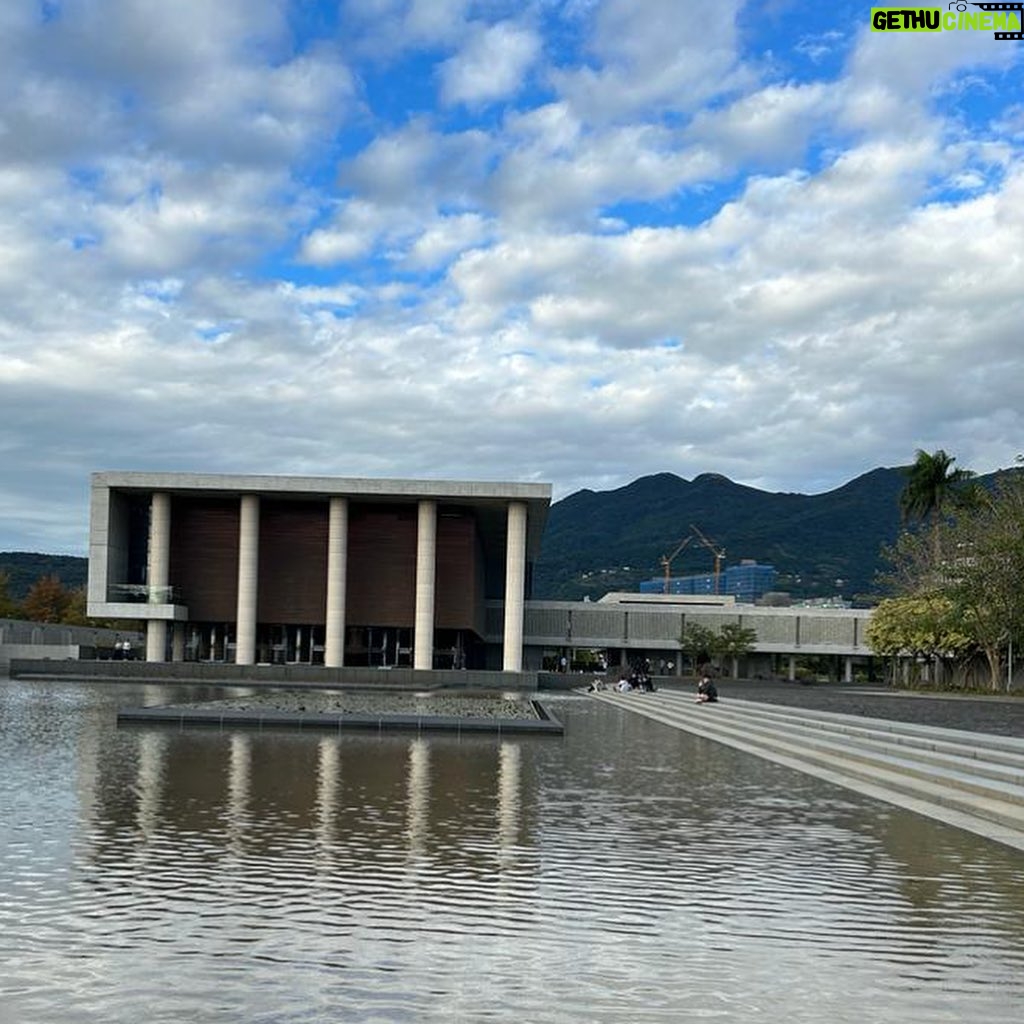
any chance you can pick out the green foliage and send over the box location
[713,623,757,658]
[679,623,716,665]
[0,553,87,601]
[899,449,975,526]
[534,467,912,602]
[883,461,1024,690]
[0,570,20,618]
[866,595,974,660]
[679,621,755,677]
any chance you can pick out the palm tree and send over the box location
[900,449,974,559]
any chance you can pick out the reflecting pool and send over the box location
[2,679,1023,1023]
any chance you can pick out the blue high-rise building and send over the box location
[639,560,777,603]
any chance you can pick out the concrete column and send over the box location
[145,491,171,662]
[324,498,349,668]
[235,494,260,666]
[145,620,167,663]
[503,501,528,672]
[844,656,853,683]
[788,656,797,682]
[171,622,185,662]
[414,500,437,671]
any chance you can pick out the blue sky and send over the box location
[1,0,1023,553]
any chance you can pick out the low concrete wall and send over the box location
[0,619,144,670]
[1,644,85,670]
[8,658,539,691]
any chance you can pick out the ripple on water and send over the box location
[2,685,1024,1022]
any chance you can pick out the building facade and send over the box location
[87,472,551,671]
[640,560,778,602]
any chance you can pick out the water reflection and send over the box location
[1,681,1024,1024]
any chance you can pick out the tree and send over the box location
[21,574,75,624]
[865,595,976,686]
[899,449,975,559]
[882,465,1024,690]
[713,623,757,679]
[943,470,1024,689]
[679,622,717,675]
[0,570,19,618]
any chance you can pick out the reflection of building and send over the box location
[639,560,777,602]
[82,726,532,877]
[88,473,551,671]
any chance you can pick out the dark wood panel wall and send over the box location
[435,512,485,634]
[169,497,240,622]
[166,496,485,634]
[345,504,418,626]
[257,500,328,623]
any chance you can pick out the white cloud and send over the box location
[2,0,1024,554]
[439,21,541,106]
[688,82,840,167]
[405,213,491,268]
[553,0,751,122]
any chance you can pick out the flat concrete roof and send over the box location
[92,471,553,557]
[93,471,550,502]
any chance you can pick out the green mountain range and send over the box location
[2,465,915,606]
[533,467,911,603]
[0,552,88,602]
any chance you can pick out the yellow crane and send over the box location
[690,524,726,594]
[659,534,694,593]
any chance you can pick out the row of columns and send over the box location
[144,492,529,672]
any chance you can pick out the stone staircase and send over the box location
[586,688,1024,852]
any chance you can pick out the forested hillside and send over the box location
[532,467,910,603]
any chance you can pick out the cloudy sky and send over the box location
[2,0,1023,554]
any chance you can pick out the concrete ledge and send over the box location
[9,658,539,691]
[117,698,563,735]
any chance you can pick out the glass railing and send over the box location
[108,584,183,604]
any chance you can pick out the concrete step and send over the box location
[585,689,1024,852]
[655,693,1024,791]
[677,693,1024,767]
[651,705,1024,820]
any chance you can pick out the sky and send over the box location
[2,0,1023,554]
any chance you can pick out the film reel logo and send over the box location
[949,1,1023,38]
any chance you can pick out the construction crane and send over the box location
[690,524,726,594]
[659,534,694,593]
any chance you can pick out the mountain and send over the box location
[0,552,88,601]
[0,465,931,607]
[533,467,910,604]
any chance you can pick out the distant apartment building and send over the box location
[639,560,778,603]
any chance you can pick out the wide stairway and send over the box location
[586,687,1024,852]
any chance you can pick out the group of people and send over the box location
[587,661,719,703]
[588,660,656,693]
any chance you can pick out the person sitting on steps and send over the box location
[696,673,718,704]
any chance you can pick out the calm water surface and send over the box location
[2,679,1023,1023]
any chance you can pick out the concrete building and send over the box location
[87,472,551,672]
[502,592,875,683]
